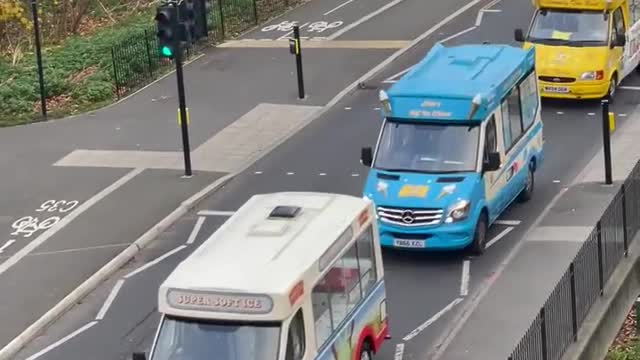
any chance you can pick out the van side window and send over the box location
[613,7,625,41]
[518,71,538,131]
[285,309,306,360]
[632,0,640,23]
[484,115,497,159]
[311,225,380,350]
[501,100,512,150]
[506,87,523,148]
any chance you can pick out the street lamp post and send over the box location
[31,0,47,120]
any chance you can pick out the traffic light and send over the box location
[178,0,196,44]
[155,3,178,58]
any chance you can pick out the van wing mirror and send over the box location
[514,28,525,42]
[360,147,373,167]
[483,152,501,172]
[132,352,147,360]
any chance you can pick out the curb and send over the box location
[561,234,640,360]
[0,173,234,360]
[0,0,488,357]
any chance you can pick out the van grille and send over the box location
[538,76,575,83]
[377,206,443,227]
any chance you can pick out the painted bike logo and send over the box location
[261,20,343,33]
[11,216,60,238]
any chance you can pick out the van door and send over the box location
[622,0,640,79]
[499,87,528,210]
[481,114,505,221]
[611,5,627,82]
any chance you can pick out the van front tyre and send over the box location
[469,213,487,255]
[360,342,373,360]
[607,74,617,103]
[518,166,535,202]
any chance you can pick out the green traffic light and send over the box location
[161,46,173,57]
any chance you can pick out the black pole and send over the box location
[601,99,613,185]
[31,0,47,120]
[175,45,192,177]
[293,25,305,99]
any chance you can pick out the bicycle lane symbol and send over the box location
[260,20,344,39]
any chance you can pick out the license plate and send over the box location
[543,86,569,93]
[393,239,425,248]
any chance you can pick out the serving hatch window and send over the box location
[150,316,281,360]
[528,10,609,45]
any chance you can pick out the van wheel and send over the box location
[518,165,535,202]
[359,342,373,360]
[469,212,487,255]
[606,74,617,103]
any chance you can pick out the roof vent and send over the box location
[268,205,301,219]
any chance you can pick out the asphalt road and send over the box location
[0,0,411,352]
[13,0,640,359]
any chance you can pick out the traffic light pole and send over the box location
[175,45,192,177]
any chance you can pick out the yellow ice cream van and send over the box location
[515,0,640,100]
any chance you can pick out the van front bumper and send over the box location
[377,219,475,251]
[538,80,609,100]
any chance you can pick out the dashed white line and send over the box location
[319,173,327,176]
[345,107,352,110]
[123,245,186,279]
[351,173,360,177]
[254,171,263,174]
[197,210,235,216]
[493,219,521,226]
[557,111,564,115]
[186,216,206,245]
[484,226,514,249]
[619,113,627,117]
[287,172,295,175]
[403,298,463,341]
[394,343,405,360]
[0,239,16,254]
[588,113,596,116]
[460,260,470,296]
[553,180,561,183]
[95,279,125,320]
[25,321,98,360]
[440,26,476,43]
[323,0,354,15]
[373,107,381,110]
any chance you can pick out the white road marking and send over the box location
[123,245,186,279]
[277,22,309,40]
[345,107,352,110]
[373,107,381,110]
[186,216,206,245]
[557,111,564,115]
[493,220,521,226]
[0,240,15,254]
[287,172,295,175]
[460,260,470,296]
[197,210,235,216]
[484,226,514,249]
[475,12,484,26]
[403,298,463,341]
[323,0,354,15]
[254,171,263,174]
[28,243,130,256]
[95,279,125,320]
[440,26,476,43]
[394,343,405,360]
[327,0,407,40]
[588,113,596,116]
[483,8,502,12]
[25,321,98,360]
[351,173,360,177]
[383,66,414,83]
[619,113,627,117]
[0,168,143,276]
[319,173,327,176]
[619,85,640,90]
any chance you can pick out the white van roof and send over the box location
[158,191,373,321]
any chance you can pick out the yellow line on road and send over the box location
[218,39,411,49]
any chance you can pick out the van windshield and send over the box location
[527,10,609,46]
[373,120,479,174]
[150,316,281,360]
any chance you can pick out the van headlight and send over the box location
[445,200,470,223]
[579,70,604,81]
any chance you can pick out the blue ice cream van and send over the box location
[360,43,544,255]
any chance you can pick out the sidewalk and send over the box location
[432,104,640,359]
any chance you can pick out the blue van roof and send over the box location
[386,42,535,122]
